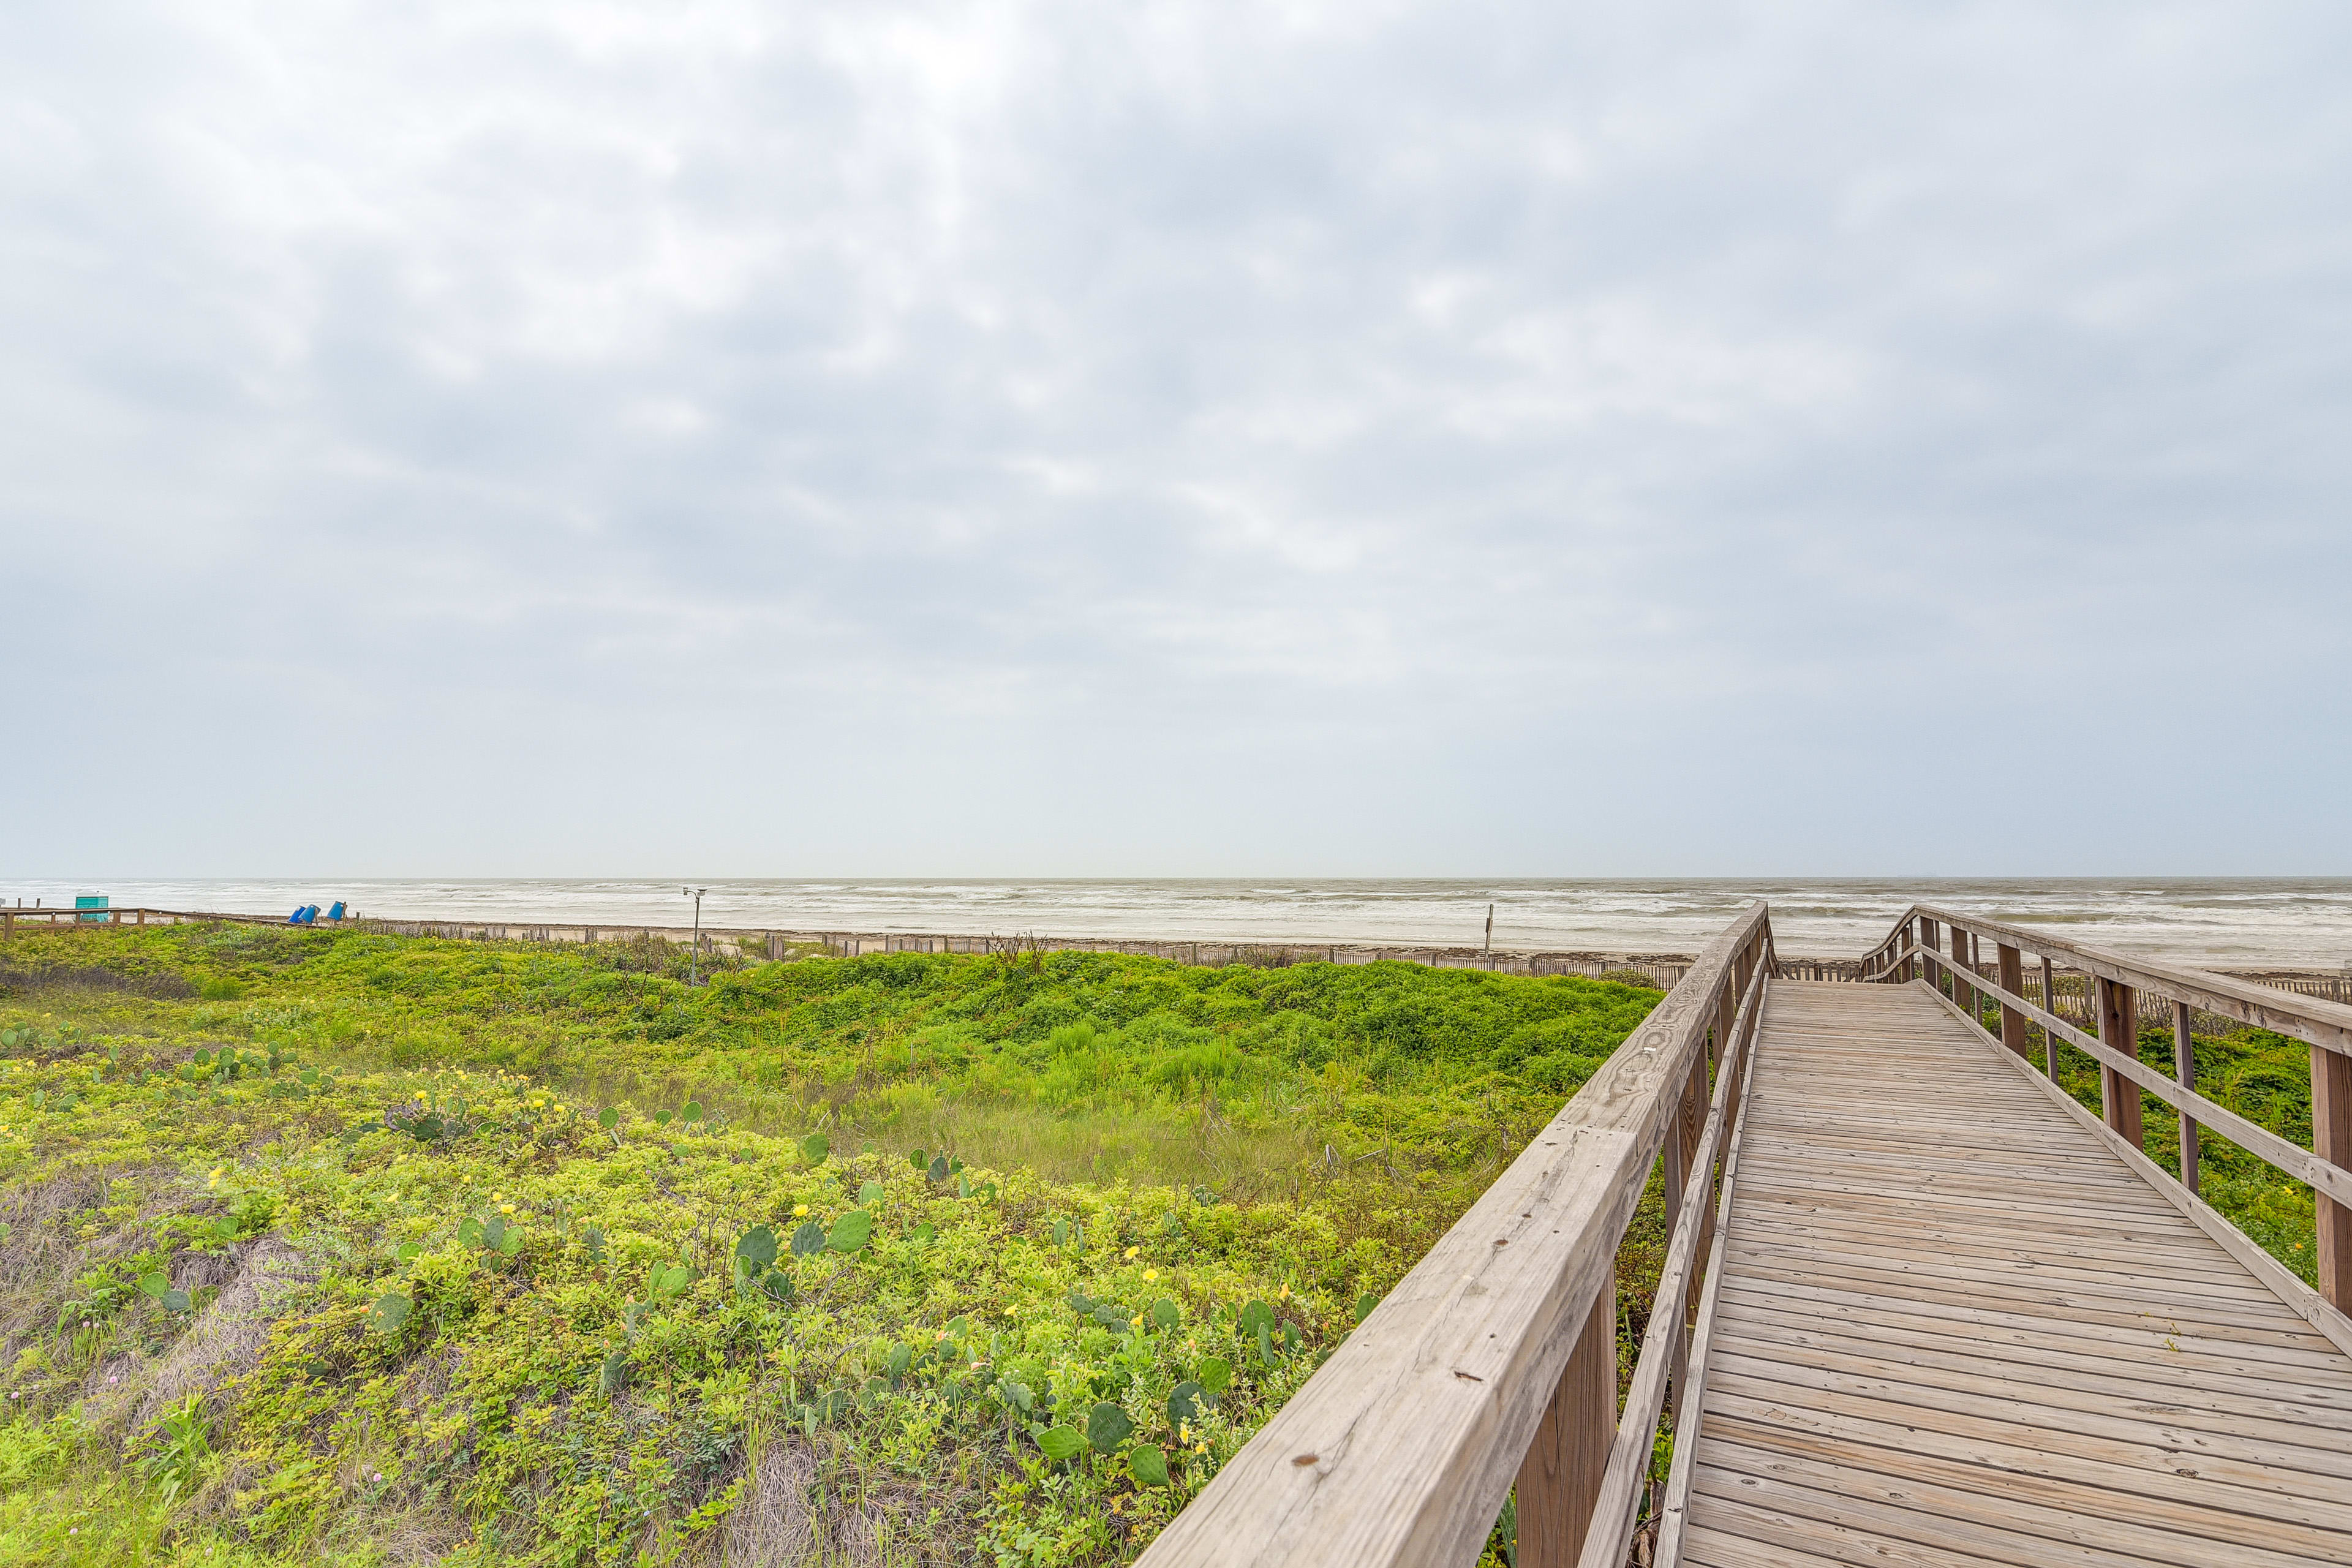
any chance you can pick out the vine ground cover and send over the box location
[0,924,1660,1566]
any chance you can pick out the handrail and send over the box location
[1136,903,1774,1568]
[1572,943,1768,1568]
[1859,903,2352,1313]
[1861,903,2352,1055]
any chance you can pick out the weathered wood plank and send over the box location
[1676,979,2352,1568]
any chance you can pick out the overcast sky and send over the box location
[4,1,2347,878]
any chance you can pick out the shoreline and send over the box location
[12,905,2348,992]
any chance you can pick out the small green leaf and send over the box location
[736,1225,778,1272]
[1355,1291,1381,1324]
[395,1242,423,1263]
[162,1289,191,1313]
[1151,1298,1180,1330]
[582,1225,607,1261]
[887,1343,914,1380]
[1052,1218,1070,1246]
[194,1049,212,1066]
[1035,1427,1087,1462]
[1197,1357,1233,1395]
[1240,1299,1275,1334]
[497,1225,524,1256]
[597,1107,620,1130]
[857,1180,886,1207]
[368,1292,411,1334]
[801,1133,829,1164]
[827,1210,874,1253]
[927,1154,949,1183]
[138,1272,171,1300]
[758,1268,794,1302]
[1129,1444,1170,1487]
[1167,1381,1206,1428]
[789,1221,827,1258]
[1086,1402,1133,1453]
[650,1263,696,1300]
[456,1218,484,1250]
[480,1216,508,1251]
[682,1101,703,1123]
[1257,1321,1276,1360]
[653,1109,673,1127]
[600,1348,629,1396]
[1066,1290,1096,1315]
[300,1068,319,1086]
[908,1148,927,1170]
[908,1222,937,1246]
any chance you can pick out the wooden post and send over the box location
[1665,1050,1708,1430]
[1918,918,1939,990]
[2315,1044,2352,1311]
[2174,1000,2199,1196]
[2041,956,2059,1077]
[1513,1267,1615,1568]
[1997,943,2028,1058]
[2096,976,2144,1148]
[1949,925,1972,1014]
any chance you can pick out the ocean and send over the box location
[8,877,2352,970]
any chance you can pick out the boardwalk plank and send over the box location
[1678,980,2352,1568]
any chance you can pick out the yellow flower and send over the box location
[499,1204,514,1215]
[1124,1246,1139,1259]
[1005,1306,1018,1317]
[1142,1270,1158,1282]
[1277,1284,1290,1299]
[793,1204,809,1218]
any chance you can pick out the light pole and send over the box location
[684,886,707,984]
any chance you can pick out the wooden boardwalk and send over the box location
[1679,981,2352,1568]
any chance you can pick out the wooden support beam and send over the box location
[1996,943,2029,1058]
[2316,1042,2352,1311]
[2097,974,2144,1148]
[1949,924,1973,1015]
[2174,1000,2199,1196]
[2041,956,2058,1076]
[1513,1268,1614,1568]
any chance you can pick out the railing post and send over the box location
[1515,1267,1615,1567]
[1996,943,2028,1057]
[1663,1045,1707,1431]
[1918,918,1939,990]
[2095,975,2144,1148]
[1949,925,1973,1014]
[2316,1045,2352,1310]
[2041,956,2058,1076]
[2173,1000,2199,1195]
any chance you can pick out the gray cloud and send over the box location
[4,0,2348,876]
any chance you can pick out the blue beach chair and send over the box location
[326,902,346,921]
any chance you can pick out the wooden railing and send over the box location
[1136,903,1774,1568]
[0,905,214,937]
[1860,903,2352,1313]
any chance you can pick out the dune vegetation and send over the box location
[0,922,1662,1567]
